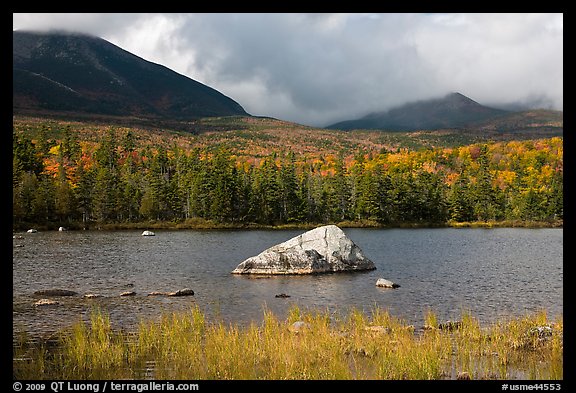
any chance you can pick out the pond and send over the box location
[12,227,563,337]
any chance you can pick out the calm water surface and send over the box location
[12,228,563,337]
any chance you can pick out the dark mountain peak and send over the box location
[391,92,488,113]
[14,30,115,65]
[13,30,248,124]
[14,29,101,43]
[445,91,477,104]
[446,91,471,101]
[328,92,508,131]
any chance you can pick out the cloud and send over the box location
[414,13,563,112]
[13,13,563,126]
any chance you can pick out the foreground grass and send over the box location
[13,306,562,380]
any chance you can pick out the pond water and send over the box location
[12,227,563,337]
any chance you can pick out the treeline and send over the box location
[12,126,563,228]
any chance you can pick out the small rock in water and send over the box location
[147,288,194,296]
[275,293,291,298]
[34,299,60,307]
[142,230,155,236]
[147,291,170,296]
[58,227,66,231]
[375,278,400,289]
[83,293,104,299]
[27,229,37,233]
[168,288,195,297]
[120,291,137,297]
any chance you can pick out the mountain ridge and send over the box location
[327,92,508,131]
[13,30,249,124]
[13,31,562,135]
[326,92,561,132]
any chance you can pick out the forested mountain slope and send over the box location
[13,31,248,126]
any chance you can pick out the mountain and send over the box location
[328,93,513,131]
[13,30,248,123]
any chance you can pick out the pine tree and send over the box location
[92,128,121,222]
[470,145,500,221]
[373,166,394,224]
[279,152,301,223]
[54,154,77,223]
[13,130,44,176]
[93,166,120,222]
[448,173,475,222]
[252,156,281,224]
[208,148,237,221]
[327,153,351,222]
[74,162,94,227]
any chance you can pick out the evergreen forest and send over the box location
[12,118,563,229]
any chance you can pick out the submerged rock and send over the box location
[34,289,78,297]
[34,298,60,307]
[231,225,376,275]
[147,291,169,296]
[147,288,194,297]
[169,288,195,297]
[83,293,104,299]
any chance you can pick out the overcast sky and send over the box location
[13,13,563,127]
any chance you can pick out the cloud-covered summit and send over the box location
[13,13,563,127]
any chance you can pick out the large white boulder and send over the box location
[231,225,376,274]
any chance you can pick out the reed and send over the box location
[13,305,562,380]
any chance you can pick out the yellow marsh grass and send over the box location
[13,306,562,380]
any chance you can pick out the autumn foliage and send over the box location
[12,117,563,228]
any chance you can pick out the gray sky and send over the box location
[13,13,563,127]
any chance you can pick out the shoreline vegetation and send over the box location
[13,306,562,380]
[13,218,564,232]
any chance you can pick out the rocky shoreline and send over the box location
[30,287,194,307]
